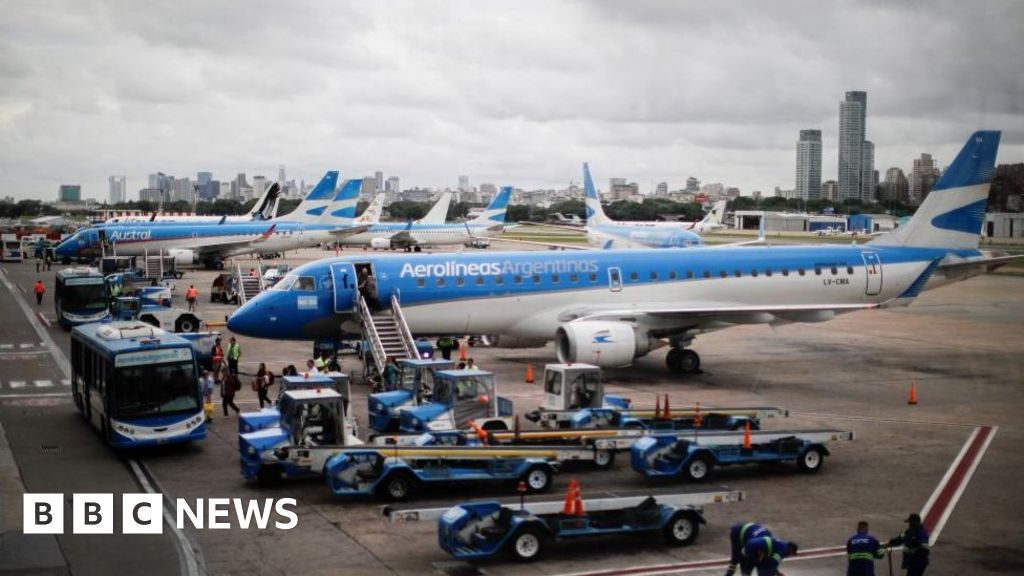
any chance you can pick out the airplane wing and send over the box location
[936,252,1024,276]
[493,237,590,251]
[552,302,880,334]
[329,224,373,238]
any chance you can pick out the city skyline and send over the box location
[2,2,1022,202]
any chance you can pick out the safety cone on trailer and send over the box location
[908,382,918,405]
[573,480,585,516]
[459,340,467,362]
[525,364,535,384]
[743,421,752,450]
[562,478,578,515]
[654,394,662,420]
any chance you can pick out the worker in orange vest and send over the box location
[33,280,45,306]
[185,284,198,312]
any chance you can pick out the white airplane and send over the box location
[337,187,510,252]
[228,132,1019,374]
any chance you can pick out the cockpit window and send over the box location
[293,276,316,291]
[272,275,298,291]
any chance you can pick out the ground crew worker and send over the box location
[847,521,885,575]
[741,536,798,576]
[34,279,45,306]
[436,335,455,360]
[211,338,225,383]
[314,354,326,371]
[185,284,198,312]
[889,513,930,576]
[726,522,772,576]
[227,337,241,376]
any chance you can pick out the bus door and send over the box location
[861,251,883,296]
[330,262,357,313]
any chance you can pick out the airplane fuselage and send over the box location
[227,244,963,341]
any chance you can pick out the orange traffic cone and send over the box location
[459,341,467,362]
[563,478,578,515]
[908,382,918,405]
[573,481,585,516]
[525,364,535,383]
[663,395,672,420]
[743,421,752,450]
[654,394,662,420]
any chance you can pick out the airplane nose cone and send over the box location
[227,301,262,337]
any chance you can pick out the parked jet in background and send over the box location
[336,187,511,252]
[229,132,1017,374]
[55,176,369,268]
[582,164,704,249]
[682,200,728,232]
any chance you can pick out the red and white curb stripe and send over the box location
[552,425,998,576]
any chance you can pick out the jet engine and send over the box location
[555,321,653,367]
[166,248,198,266]
[370,238,393,250]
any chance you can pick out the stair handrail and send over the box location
[390,293,418,359]
[236,263,247,304]
[358,294,388,373]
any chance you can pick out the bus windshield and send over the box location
[59,282,107,313]
[114,360,200,418]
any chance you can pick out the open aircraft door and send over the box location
[861,251,882,296]
[330,262,357,313]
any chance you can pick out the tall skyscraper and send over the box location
[822,180,839,201]
[197,171,213,185]
[278,165,286,185]
[375,171,384,193]
[882,167,909,203]
[458,175,470,193]
[108,176,127,204]
[839,91,869,201]
[685,177,700,193]
[795,129,823,200]
[861,141,876,201]
[910,153,941,205]
[386,176,400,193]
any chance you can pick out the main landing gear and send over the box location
[665,348,701,375]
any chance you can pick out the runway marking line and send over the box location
[37,311,51,328]
[550,425,998,576]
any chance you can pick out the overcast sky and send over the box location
[2,0,1023,202]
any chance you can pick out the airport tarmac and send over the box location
[1,245,1022,575]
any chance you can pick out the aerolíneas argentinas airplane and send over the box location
[336,186,511,252]
[228,132,1012,373]
[583,164,705,248]
[55,173,371,268]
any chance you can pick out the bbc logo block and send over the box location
[24,493,163,535]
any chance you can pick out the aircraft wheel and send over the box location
[665,348,683,372]
[679,350,701,374]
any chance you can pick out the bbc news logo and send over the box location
[24,494,298,534]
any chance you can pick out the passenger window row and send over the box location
[411,266,857,288]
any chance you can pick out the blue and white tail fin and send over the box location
[355,193,386,225]
[318,178,362,225]
[469,186,511,225]
[420,191,453,224]
[583,163,610,226]
[870,131,1000,249]
[285,171,340,223]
